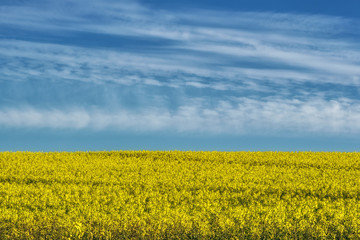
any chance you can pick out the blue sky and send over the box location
[1,0,360,151]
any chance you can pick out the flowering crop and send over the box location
[0,151,359,239]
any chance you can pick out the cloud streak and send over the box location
[1,0,360,135]
[1,97,360,136]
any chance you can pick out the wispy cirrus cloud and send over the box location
[1,0,360,135]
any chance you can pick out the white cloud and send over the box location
[1,33,359,92]
[1,98,360,135]
[1,0,360,90]
[1,0,360,137]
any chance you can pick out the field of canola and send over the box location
[0,151,360,239]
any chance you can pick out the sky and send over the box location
[1,0,360,151]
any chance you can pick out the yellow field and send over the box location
[0,151,360,239]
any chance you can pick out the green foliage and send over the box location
[0,151,360,239]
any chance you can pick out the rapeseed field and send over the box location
[0,151,359,239]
